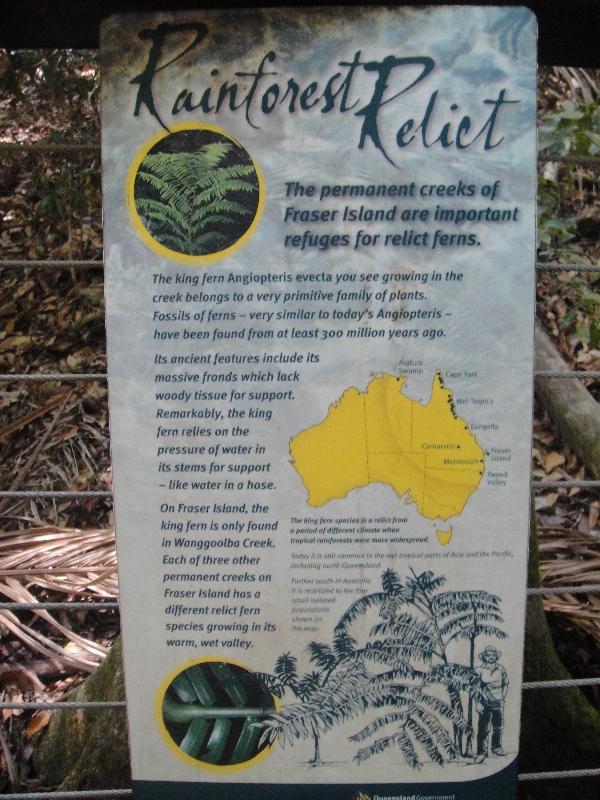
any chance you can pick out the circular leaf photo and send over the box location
[160,660,275,768]
[129,124,263,262]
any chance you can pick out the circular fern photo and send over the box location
[130,124,263,261]
[159,659,275,769]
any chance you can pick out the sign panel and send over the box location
[101,7,537,800]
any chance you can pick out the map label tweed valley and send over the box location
[101,7,536,800]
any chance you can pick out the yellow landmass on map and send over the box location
[290,372,484,521]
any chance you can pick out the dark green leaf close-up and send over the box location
[162,662,275,766]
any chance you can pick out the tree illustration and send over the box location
[432,589,506,755]
[260,567,507,769]
[261,632,360,764]
[134,136,258,255]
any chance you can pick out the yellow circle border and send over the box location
[126,122,265,266]
[155,655,277,773]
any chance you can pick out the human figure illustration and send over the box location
[475,645,508,761]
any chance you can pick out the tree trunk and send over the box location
[33,637,130,790]
[464,634,476,758]
[534,323,600,478]
[518,507,600,800]
[310,732,321,764]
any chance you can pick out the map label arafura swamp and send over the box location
[101,6,536,799]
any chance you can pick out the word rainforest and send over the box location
[132,22,519,164]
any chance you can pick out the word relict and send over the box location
[132,22,519,164]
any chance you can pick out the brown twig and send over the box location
[0,391,73,516]
[0,720,19,791]
[0,390,70,443]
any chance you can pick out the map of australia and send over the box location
[290,372,484,521]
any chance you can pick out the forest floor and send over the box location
[0,54,600,789]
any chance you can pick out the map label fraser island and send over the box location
[290,372,485,522]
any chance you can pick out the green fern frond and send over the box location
[192,213,238,230]
[136,170,193,216]
[134,140,258,255]
[188,141,233,170]
[196,231,227,244]
[192,162,257,188]
[192,199,251,222]
[135,198,190,235]
[137,209,190,241]
[193,178,257,206]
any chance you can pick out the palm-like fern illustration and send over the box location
[261,567,506,770]
[134,134,259,256]
[260,632,359,764]
[432,588,506,755]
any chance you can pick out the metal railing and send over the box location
[1,141,599,793]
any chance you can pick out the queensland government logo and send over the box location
[352,795,431,800]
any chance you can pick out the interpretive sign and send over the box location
[101,6,537,800]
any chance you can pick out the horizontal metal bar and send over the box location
[523,677,600,690]
[0,373,107,382]
[0,602,118,610]
[0,591,596,609]
[0,371,597,383]
[2,483,599,501]
[519,766,600,781]
[0,567,115,576]
[537,370,600,379]
[0,259,103,270]
[1,679,599,712]
[528,584,600,596]
[0,142,99,154]
[0,259,598,274]
[0,701,125,710]
[531,480,600,490]
[0,144,577,163]
[0,490,112,499]
[538,153,600,168]
[536,370,600,379]
[537,262,600,273]
[0,792,131,800]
